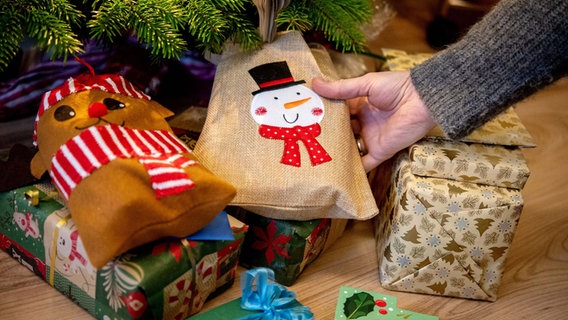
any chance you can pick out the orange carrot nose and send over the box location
[88,101,108,118]
[284,97,311,109]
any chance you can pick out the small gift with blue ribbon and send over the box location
[189,268,314,319]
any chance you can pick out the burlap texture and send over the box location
[194,31,378,221]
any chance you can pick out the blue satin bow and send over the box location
[238,268,314,320]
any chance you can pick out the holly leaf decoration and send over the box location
[343,292,376,319]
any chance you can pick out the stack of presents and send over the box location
[0,41,534,319]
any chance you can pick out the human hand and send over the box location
[312,71,436,172]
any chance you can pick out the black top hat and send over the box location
[249,61,306,95]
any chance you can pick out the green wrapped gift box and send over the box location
[227,206,347,286]
[0,183,248,319]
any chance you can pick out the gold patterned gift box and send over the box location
[380,48,433,71]
[409,139,531,189]
[372,153,524,301]
[412,107,535,191]
[373,49,536,301]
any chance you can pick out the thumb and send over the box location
[312,76,371,100]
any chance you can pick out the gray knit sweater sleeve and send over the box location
[410,0,568,139]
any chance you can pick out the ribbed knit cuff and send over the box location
[410,0,568,139]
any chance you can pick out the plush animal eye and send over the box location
[296,92,301,95]
[273,96,279,100]
[54,105,76,121]
[103,98,126,110]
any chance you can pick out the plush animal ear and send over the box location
[30,152,48,179]
[148,100,174,119]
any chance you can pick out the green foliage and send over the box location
[305,0,372,52]
[0,0,85,70]
[342,291,376,319]
[0,0,374,71]
[89,0,188,59]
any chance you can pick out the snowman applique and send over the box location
[248,61,332,167]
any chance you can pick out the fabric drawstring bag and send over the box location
[194,31,378,221]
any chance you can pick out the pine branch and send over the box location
[129,0,188,59]
[89,0,187,60]
[183,0,260,54]
[1,0,377,72]
[276,1,312,32]
[0,0,84,71]
[0,8,24,70]
[307,0,372,52]
[184,0,232,53]
[225,11,262,52]
[26,9,85,60]
[88,0,131,41]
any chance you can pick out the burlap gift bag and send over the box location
[194,31,378,221]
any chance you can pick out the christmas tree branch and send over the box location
[0,0,376,72]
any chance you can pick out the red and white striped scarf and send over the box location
[50,124,196,200]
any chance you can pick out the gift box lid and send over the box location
[380,48,433,71]
[409,138,531,189]
[426,107,536,147]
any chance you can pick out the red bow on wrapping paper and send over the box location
[258,123,332,167]
[50,124,196,200]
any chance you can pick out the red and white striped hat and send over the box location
[33,70,151,146]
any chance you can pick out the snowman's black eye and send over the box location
[54,105,76,121]
[273,96,278,100]
[296,92,301,95]
[104,98,126,110]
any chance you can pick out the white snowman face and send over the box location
[250,84,325,128]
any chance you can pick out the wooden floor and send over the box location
[1,2,568,319]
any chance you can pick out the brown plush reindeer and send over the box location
[30,64,235,268]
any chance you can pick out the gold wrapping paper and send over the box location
[372,154,523,301]
[426,107,536,147]
[409,139,530,189]
[380,48,433,71]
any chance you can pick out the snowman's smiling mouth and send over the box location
[283,113,299,124]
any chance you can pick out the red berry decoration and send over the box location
[375,299,387,307]
[375,299,388,315]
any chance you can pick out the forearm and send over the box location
[410,0,568,139]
